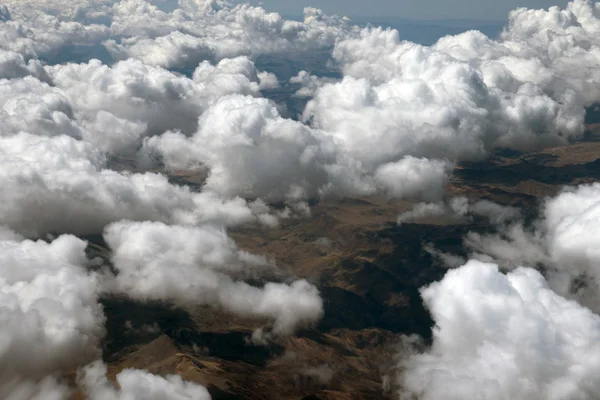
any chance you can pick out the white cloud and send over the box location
[107,2,356,68]
[0,234,103,394]
[0,376,70,400]
[79,361,211,400]
[289,70,336,98]
[46,56,263,155]
[104,220,323,335]
[0,133,262,236]
[400,260,600,400]
[397,196,515,225]
[141,94,334,201]
[374,157,451,202]
[306,28,584,171]
[464,183,600,308]
[0,76,80,139]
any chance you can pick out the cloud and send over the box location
[104,220,324,334]
[544,183,600,273]
[142,96,452,202]
[463,183,600,308]
[0,234,104,395]
[468,199,522,225]
[289,70,337,98]
[46,56,263,155]
[0,49,49,81]
[0,76,80,139]
[0,7,109,60]
[3,0,597,207]
[106,2,355,69]
[301,365,334,385]
[0,376,70,400]
[423,243,466,269]
[374,157,451,202]
[79,360,211,400]
[397,197,522,225]
[141,94,334,201]
[0,5,10,22]
[0,133,263,236]
[306,28,584,168]
[399,260,600,400]
[0,230,214,400]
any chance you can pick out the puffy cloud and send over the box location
[0,234,103,394]
[106,2,356,69]
[0,49,49,81]
[0,76,80,139]
[142,94,334,201]
[104,220,324,335]
[0,376,70,400]
[79,361,211,400]
[3,1,600,398]
[373,157,451,202]
[306,27,584,170]
[45,56,263,155]
[544,183,600,272]
[289,70,336,98]
[397,202,448,224]
[257,71,279,90]
[0,133,262,236]
[1,0,354,70]
[397,196,520,225]
[0,7,109,60]
[498,0,600,105]
[464,183,600,307]
[143,95,454,202]
[399,260,600,400]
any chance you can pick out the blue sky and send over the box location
[246,0,570,20]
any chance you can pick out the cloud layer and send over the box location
[2,0,600,398]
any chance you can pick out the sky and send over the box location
[248,0,571,20]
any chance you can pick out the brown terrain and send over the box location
[76,123,600,400]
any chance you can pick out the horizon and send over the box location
[242,0,570,20]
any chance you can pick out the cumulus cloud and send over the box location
[0,133,265,236]
[289,70,337,97]
[141,94,334,201]
[0,76,80,139]
[306,28,584,166]
[374,157,451,201]
[79,361,211,400]
[45,56,264,155]
[104,220,324,334]
[397,196,522,225]
[0,6,109,60]
[106,2,355,69]
[464,183,600,306]
[0,231,214,400]
[399,260,600,400]
[0,234,103,395]
[0,49,49,81]
[3,0,598,206]
[142,95,454,202]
